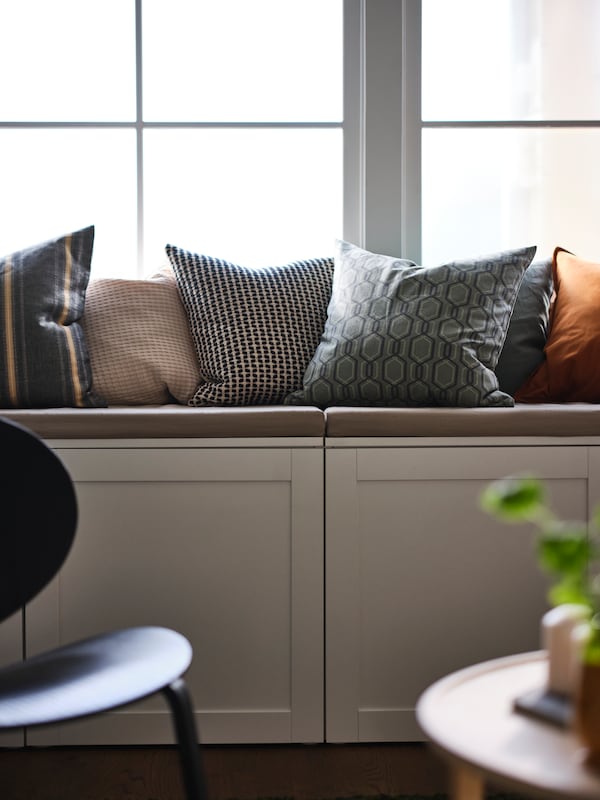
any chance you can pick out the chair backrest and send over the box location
[0,417,77,623]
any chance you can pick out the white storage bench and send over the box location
[2,403,600,746]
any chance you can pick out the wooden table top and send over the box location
[416,651,600,800]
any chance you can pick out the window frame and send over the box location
[0,0,345,277]
[368,0,600,263]
[344,0,422,263]
[0,0,416,272]
[4,1,597,275]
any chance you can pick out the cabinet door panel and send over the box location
[27,447,323,745]
[326,446,590,742]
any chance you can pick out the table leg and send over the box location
[450,765,484,800]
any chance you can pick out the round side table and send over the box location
[416,651,600,800]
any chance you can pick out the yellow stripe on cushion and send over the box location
[58,233,72,326]
[3,256,18,405]
[64,326,83,407]
[58,235,84,406]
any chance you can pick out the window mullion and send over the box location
[358,0,417,261]
[343,0,365,248]
[136,0,144,277]
[399,0,422,263]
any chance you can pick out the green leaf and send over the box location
[548,577,590,607]
[537,529,592,575]
[481,475,600,616]
[480,476,546,523]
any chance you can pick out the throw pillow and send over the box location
[82,271,200,405]
[285,240,536,408]
[0,226,105,408]
[495,256,553,396]
[516,248,600,403]
[166,245,335,405]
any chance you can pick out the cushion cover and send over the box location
[495,256,553,396]
[516,248,600,403]
[166,245,334,405]
[0,226,104,408]
[82,271,200,405]
[0,404,326,439]
[286,240,536,408]
[324,403,600,438]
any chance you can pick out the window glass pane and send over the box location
[0,130,137,278]
[143,0,343,122]
[421,129,600,265]
[0,1,135,122]
[422,0,600,121]
[143,129,342,268]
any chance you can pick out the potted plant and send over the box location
[480,475,600,757]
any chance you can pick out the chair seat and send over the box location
[0,626,192,729]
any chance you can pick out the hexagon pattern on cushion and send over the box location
[286,240,536,408]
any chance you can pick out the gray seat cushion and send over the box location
[325,404,600,438]
[0,405,326,439]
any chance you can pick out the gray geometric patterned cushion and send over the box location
[285,240,537,408]
[166,245,334,405]
[0,226,106,408]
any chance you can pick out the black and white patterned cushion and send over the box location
[166,245,334,405]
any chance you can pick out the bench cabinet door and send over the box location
[326,445,593,742]
[0,611,24,746]
[26,446,324,746]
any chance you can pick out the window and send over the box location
[346,1,600,267]
[0,1,343,277]
[420,0,600,265]
[3,2,594,279]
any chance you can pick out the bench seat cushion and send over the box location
[0,405,325,439]
[324,404,600,438]
[4,404,598,441]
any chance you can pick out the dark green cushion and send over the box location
[286,240,536,408]
[495,257,553,396]
[0,227,105,408]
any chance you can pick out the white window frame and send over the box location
[353,0,600,266]
[8,2,594,274]
[1,0,346,277]
[3,1,419,273]
[344,0,422,263]
[137,1,345,273]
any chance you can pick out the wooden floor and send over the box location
[0,743,449,800]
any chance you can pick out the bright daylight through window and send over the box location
[420,0,600,266]
[1,1,598,274]
[0,0,343,277]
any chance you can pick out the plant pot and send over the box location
[575,662,600,761]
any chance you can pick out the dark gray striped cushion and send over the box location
[166,245,334,405]
[0,227,105,408]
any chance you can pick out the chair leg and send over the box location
[163,677,209,800]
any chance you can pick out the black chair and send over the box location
[0,416,208,800]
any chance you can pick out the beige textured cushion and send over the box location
[82,273,200,405]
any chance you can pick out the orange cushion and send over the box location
[516,247,600,402]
